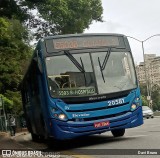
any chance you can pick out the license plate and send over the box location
[94,121,110,128]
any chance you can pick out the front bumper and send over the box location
[50,107,143,140]
[143,113,154,118]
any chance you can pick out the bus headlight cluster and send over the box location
[131,98,141,111]
[51,107,68,121]
[135,97,140,106]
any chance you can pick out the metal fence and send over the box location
[0,116,7,131]
[0,115,26,132]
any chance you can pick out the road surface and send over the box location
[11,117,160,158]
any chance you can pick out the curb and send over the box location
[11,132,29,139]
[0,132,10,138]
[0,131,29,140]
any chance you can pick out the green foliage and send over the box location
[0,17,32,93]
[0,92,22,115]
[0,0,103,115]
[20,0,103,38]
[141,95,148,107]
[38,0,103,34]
[151,85,160,111]
[139,84,148,107]
[139,83,147,96]
[0,17,32,115]
[1,0,103,38]
[0,17,29,45]
[0,0,29,22]
[140,84,160,111]
[4,91,22,115]
[0,94,13,110]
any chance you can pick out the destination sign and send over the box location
[56,87,95,96]
[46,36,120,52]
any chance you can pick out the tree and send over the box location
[0,0,103,115]
[139,83,160,110]
[4,90,22,115]
[0,17,32,115]
[151,84,160,111]
[36,0,103,34]
[0,0,28,21]
[139,84,148,106]
[2,0,103,39]
[139,83,147,96]
[141,95,148,107]
[0,94,13,113]
[0,17,32,93]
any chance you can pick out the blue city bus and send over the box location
[21,33,143,141]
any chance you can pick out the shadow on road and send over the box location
[15,133,138,152]
[43,134,137,151]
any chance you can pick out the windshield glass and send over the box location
[46,53,97,97]
[46,51,137,98]
[92,51,137,94]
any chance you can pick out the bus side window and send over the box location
[48,77,60,90]
[22,83,30,105]
[30,61,39,97]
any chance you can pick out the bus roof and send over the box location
[41,33,126,41]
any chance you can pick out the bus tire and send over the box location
[26,119,32,133]
[46,137,54,148]
[111,129,125,137]
[39,135,45,143]
[31,133,39,142]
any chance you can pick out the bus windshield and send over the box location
[46,51,137,98]
[92,51,137,94]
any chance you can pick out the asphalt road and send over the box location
[14,117,160,158]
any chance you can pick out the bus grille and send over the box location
[69,111,130,122]
[66,102,129,113]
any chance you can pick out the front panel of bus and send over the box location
[40,34,143,140]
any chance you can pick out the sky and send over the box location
[85,0,160,64]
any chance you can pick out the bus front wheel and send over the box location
[31,133,40,142]
[111,129,125,137]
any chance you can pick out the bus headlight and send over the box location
[58,114,67,120]
[135,98,140,106]
[131,104,137,111]
[51,107,68,121]
[131,97,141,111]
[135,97,140,101]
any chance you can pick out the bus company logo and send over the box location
[72,113,90,118]
[89,95,106,101]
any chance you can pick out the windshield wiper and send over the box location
[98,48,111,83]
[64,50,87,86]
[64,50,85,73]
